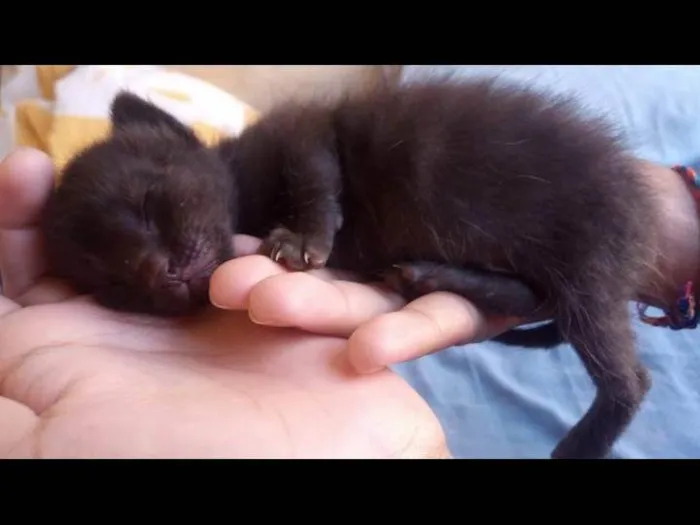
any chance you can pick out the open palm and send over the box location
[0,149,453,459]
[1,291,447,458]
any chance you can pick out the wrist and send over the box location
[636,160,700,311]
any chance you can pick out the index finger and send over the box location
[209,254,406,336]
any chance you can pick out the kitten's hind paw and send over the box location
[382,261,543,317]
[382,262,445,301]
[259,226,330,271]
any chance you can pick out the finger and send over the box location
[209,254,342,311]
[0,149,56,300]
[209,236,285,309]
[0,148,55,228]
[233,234,263,257]
[210,255,288,310]
[0,277,80,317]
[210,253,406,336]
[245,271,405,337]
[347,292,523,373]
[11,278,78,307]
[0,229,48,299]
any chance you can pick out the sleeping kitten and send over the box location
[215,77,659,460]
[40,80,659,460]
[40,93,235,316]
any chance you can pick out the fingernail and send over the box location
[209,295,228,310]
[248,309,280,326]
[248,310,265,324]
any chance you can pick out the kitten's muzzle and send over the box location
[138,250,217,294]
[132,250,218,316]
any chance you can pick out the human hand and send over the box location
[0,148,448,459]
[210,253,525,374]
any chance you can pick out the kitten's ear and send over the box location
[109,91,201,145]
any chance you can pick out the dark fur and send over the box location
[41,79,659,459]
[493,322,565,348]
[216,77,659,460]
[41,92,235,316]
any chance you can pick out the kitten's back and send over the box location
[320,78,657,294]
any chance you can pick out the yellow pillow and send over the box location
[1,65,258,180]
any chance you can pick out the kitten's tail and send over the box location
[492,322,564,348]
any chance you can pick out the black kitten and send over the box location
[41,81,658,459]
[40,92,235,316]
[217,77,660,460]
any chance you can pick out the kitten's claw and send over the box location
[259,226,331,271]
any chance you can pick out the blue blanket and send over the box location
[392,66,700,459]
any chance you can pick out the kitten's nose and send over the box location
[164,261,180,280]
[139,252,184,288]
[163,261,192,283]
[138,249,215,292]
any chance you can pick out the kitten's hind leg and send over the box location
[552,294,651,459]
[385,261,564,348]
[383,261,545,318]
[492,322,564,348]
[386,261,651,458]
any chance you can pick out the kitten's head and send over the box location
[41,91,235,316]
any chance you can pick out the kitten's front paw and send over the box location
[259,226,331,271]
